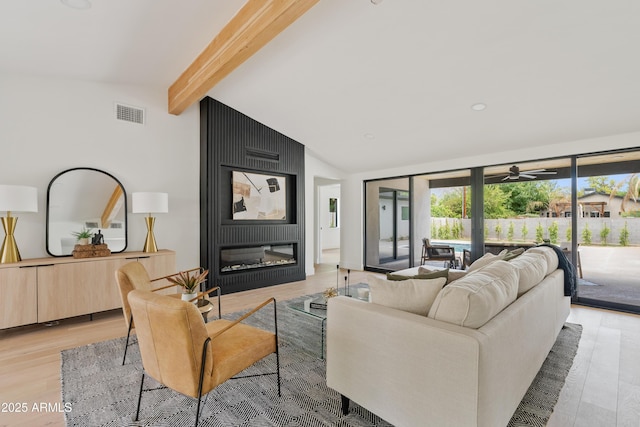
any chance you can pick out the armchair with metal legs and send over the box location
[421,238,458,268]
[128,290,281,427]
[115,261,221,365]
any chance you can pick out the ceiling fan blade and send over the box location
[501,175,512,181]
[532,171,557,175]
[519,173,537,179]
[522,169,546,174]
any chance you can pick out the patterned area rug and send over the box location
[61,293,581,426]
[507,322,582,427]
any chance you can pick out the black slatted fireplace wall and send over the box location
[200,97,306,294]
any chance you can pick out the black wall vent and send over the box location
[246,147,280,162]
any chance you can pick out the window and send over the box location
[401,206,409,220]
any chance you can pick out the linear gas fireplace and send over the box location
[220,244,296,273]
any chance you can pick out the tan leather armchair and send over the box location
[115,261,221,365]
[128,289,280,427]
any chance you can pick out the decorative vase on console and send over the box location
[71,227,94,246]
[166,269,209,305]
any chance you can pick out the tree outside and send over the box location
[430,173,638,247]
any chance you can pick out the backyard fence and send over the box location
[431,217,639,246]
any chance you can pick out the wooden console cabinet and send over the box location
[0,250,175,329]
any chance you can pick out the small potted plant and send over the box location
[71,227,94,245]
[166,269,209,304]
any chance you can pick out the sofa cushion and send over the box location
[428,260,518,328]
[508,252,548,296]
[418,266,467,283]
[387,268,449,281]
[526,246,559,276]
[369,276,447,316]
[466,250,508,272]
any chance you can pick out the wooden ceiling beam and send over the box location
[168,0,320,115]
[101,185,124,229]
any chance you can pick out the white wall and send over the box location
[304,151,344,275]
[340,174,364,270]
[0,73,200,270]
[412,176,431,264]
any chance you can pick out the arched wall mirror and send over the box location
[46,168,127,256]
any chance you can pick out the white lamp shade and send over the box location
[0,185,38,213]
[132,192,168,214]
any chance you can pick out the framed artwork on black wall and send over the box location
[231,170,287,220]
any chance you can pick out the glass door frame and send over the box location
[363,176,413,272]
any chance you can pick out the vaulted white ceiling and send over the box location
[2,0,639,173]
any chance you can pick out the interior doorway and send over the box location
[315,180,341,272]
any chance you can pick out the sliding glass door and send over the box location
[574,151,640,312]
[378,188,410,266]
[365,170,473,272]
[365,178,410,271]
[363,149,640,315]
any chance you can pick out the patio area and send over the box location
[374,239,640,309]
[577,245,640,307]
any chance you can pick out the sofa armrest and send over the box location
[326,296,483,427]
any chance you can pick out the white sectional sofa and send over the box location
[326,246,571,427]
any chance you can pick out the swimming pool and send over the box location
[430,240,471,256]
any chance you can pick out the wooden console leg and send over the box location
[341,394,350,415]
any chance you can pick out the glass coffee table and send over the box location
[287,288,369,359]
[287,298,330,359]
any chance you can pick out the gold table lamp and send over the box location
[132,192,168,253]
[0,185,38,263]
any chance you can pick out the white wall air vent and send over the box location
[115,103,145,125]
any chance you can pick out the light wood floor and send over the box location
[1,262,639,427]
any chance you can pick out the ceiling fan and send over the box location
[493,165,557,181]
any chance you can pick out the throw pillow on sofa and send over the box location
[418,266,467,284]
[427,260,518,328]
[503,247,525,261]
[386,268,449,281]
[368,276,447,316]
[466,249,508,272]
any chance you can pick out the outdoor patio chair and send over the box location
[421,238,457,268]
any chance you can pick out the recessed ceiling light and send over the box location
[61,0,92,10]
[471,103,487,111]
[364,133,375,140]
